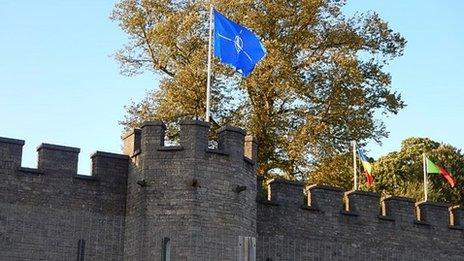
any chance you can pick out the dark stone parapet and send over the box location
[37,142,80,172]
[1,142,128,260]
[306,184,344,213]
[450,205,464,227]
[267,178,305,206]
[381,195,416,222]
[37,143,80,153]
[344,190,381,218]
[141,120,167,129]
[122,128,141,157]
[0,136,129,187]
[91,151,129,160]
[217,125,247,136]
[416,201,450,228]
[124,120,256,166]
[244,135,258,163]
[0,137,25,145]
[0,136,25,169]
[259,178,461,231]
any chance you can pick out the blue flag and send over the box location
[213,9,266,76]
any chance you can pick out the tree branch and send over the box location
[140,25,175,77]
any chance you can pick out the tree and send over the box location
[308,137,464,203]
[111,0,406,178]
[372,137,464,203]
[307,153,353,190]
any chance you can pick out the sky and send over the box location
[0,1,463,174]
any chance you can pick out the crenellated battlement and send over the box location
[2,122,464,260]
[260,178,464,230]
[122,119,258,166]
[0,137,129,184]
[0,138,129,260]
[0,137,25,169]
[257,178,464,260]
[37,143,81,172]
[122,119,258,260]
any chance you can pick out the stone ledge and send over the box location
[37,143,80,153]
[74,174,99,181]
[217,126,246,135]
[0,137,25,145]
[141,121,166,129]
[268,178,304,187]
[345,190,380,198]
[91,151,129,160]
[158,146,184,151]
[416,201,450,208]
[179,119,210,127]
[382,195,415,203]
[18,167,43,175]
[306,184,344,192]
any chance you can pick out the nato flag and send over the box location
[213,9,266,76]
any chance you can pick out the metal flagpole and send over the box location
[423,153,428,201]
[205,5,213,122]
[353,141,357,190]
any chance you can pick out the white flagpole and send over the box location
[353,141,357,190]
[423,153,428,201]
[205,5,213,122]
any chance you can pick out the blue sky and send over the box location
[0,1,463,174]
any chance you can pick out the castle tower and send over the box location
[122,120,258,261]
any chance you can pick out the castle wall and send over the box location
[122,120,257,261]
[257,179,464,261]
[1,122,464,261]
[0,138,128,261]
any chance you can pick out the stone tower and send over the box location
[122,120,258,261]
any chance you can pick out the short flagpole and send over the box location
[423,153,428,201]
[353,141,357,190]
[205,5,213,122]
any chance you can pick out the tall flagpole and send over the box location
[205,5,213,122]
[423,153,428,201]
[353,141,357,190]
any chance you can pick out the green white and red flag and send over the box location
[426,157,456,188]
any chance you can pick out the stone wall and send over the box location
[1,121,464,261]
[0,137,128,261]
[257,178,464,261]
[122,120,258,261]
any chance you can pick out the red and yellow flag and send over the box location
[357,148,374,187]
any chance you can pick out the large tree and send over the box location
[373,137,464,203]
[307,152,353,190]
[309,137,464,204]
[111,0,406,177]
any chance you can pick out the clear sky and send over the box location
[1,1,463,174]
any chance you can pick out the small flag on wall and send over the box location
[426,157,456,187]
[357,148,374,187]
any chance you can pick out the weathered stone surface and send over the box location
[0,141,128,260]
[258,180,464,260]
[123,120,256,261]
[1,120,463,261]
